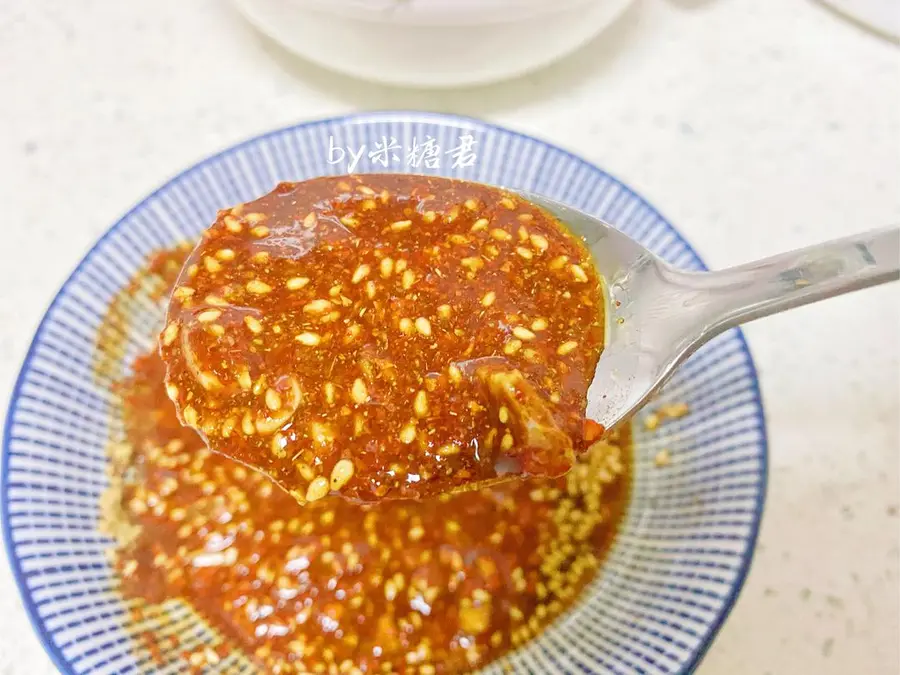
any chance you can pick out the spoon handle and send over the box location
[662,226,899,339]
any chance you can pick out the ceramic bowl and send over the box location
[231,0,636,87]
[1,111,767,674]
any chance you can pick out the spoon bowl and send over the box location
[519,191,900,432]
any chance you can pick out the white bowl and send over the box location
[230,0,636,87]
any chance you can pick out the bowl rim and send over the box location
[233,0,605,26]
[1,110,769,675]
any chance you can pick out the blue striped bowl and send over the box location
[1,112,767,674]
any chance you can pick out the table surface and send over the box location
[0,1,897,673]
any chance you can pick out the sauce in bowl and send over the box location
[100,245,631,674]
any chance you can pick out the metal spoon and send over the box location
[518,192,899,432]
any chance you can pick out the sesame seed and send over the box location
[390,220,412,231]
[557,341,578,355]
[305,476,329,502]
[503,339,523,355]
[330,460,355,491]
[530,234,549,252]
[182,405,198,427]
[461,257,484,272]
[380,258,394,278]
[303,299,332,314]
[413,390,428,418]
[522,348,541,363]
[295,332,322,346]
[223,215,242,232]
[296,462,316,482]
[351,378,369,405]
[270,432,287,458]
[173,286,195,301]
[570,264,589,282]
[344,324,361,344]
[265,388,283,411]
[351,265,371,284]
[516,247,533,260]
[310,422,334,446]
[384,579,398,601]
[448,364,462,384]
[399,422,417,444]
[197,309,222,323]
[323,382,336,405]
[203,256,222,273]
[161,322,179,346]
[512,326,536,341]
[244,316,263,334]
[241,411,255,435]
[205,295,227,306]
[246,279,272,294]
[415,317,432,336]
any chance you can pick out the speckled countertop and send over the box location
[0,1,897,674]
